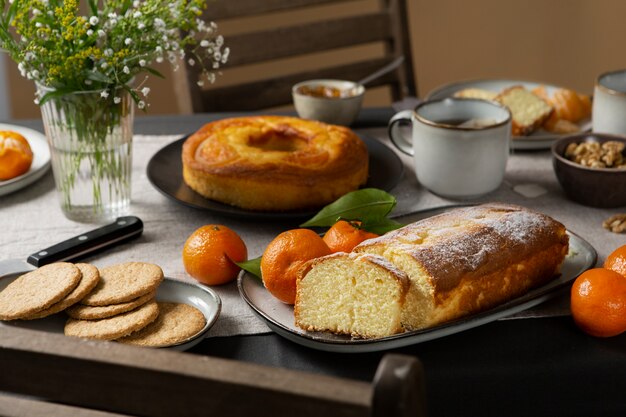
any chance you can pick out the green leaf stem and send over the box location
[300,188,398,228]
[236,257,262,280]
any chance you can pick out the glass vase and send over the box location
[39,87,134,223]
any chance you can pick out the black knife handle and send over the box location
[26,216,143,267]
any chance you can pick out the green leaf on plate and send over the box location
[300,188,397,228]
[236,256,262,280]
[361,217,404,235]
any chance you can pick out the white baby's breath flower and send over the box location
[124,38,132,45]
[141,87,150,96]
[188,58,195,66]
[100,90,109,99]
[35,22,42,28]
[101,62,108,69]
[32,9,41,16]
[89,16,99,26]
[87,29,93,36]
[113,96,121,104]
[33,97,39,105]
[156,56,164,63]
[98,29,106,37]
[133,11,142,18]
[104,49,113,57]
[123,66,130,74]
[200,40,210,48]
[137,100,146,109]
[137,22,145,30]
[197,80,205,87]
[155,46,162,53]
[139,59,146,67]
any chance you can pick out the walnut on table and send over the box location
[603,214,626,234]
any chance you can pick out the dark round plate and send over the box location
[146,133,404,220]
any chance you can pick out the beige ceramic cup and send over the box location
[592,69,626,135]
[388,98,512,198]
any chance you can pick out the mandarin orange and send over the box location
[570,268,626,337]
[604,244,626,278]
[261,229,331,304]
[0,131,33,181]
[322,220,379,253]
[182,225,247,286]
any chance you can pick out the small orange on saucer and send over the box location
[0,131,33,181]
[323,220,379,253]
[261,229,331,304]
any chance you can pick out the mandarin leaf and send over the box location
[300,188,397,228]
[236,256,262,280]
[361,217,404,235]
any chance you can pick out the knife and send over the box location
[0,216,143,279]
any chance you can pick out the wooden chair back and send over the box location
[174,0,416,113]
[0,326,427,417]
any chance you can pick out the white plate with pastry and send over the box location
[426,79,592,150]
[0,123,51,196]
[237,205,597,353]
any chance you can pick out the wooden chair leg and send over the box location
[371,354,428,417]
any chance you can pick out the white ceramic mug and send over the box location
[388,98,512,198]
[592,69,626,135]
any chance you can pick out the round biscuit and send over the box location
[80,262,163,306]
[117,302,206,347]
[64,300,159,340]
[66,290,156,320]
[25,263,101,320]
[0,263,81,321]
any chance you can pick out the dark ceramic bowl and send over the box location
[552,133,626,208]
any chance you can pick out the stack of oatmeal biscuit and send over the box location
[0,262,206,347]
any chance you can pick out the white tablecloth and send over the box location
[1,130,624,337]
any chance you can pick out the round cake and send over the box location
[181,116,369,211]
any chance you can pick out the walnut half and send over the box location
[603,214,626,233]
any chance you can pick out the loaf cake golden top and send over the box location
[356,203,569,294]
[182,115,368,184]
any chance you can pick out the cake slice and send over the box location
[453,88,498,101]
[495,86,553,136]
[294,252,409,338]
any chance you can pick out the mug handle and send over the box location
[388,110,414,156]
